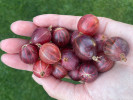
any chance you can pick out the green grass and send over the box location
[0,0,133,100]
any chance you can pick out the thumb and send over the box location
[32,74,76,100]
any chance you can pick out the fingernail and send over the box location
[33,17,39,25]
[0,41,1,49]
[32,74,43,85]
[1,54,7,63]
[1,54,4,63]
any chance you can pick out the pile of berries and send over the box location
[20,14,129,83]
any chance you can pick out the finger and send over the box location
[1,54,33,71]
[33,14,133,41]
[0,38,29,54]
[98,17,133,42]
[32,75,90,100]
[32,75,75,100]
[11,21,37,37]
[33,14,81,30]
[33,14,113,32]
[32,75,89,100]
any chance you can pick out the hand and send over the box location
[1,14,133,100]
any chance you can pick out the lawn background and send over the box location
[0,0,133,100]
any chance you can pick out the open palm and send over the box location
[1,14,133,100]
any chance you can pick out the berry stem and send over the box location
[48,25,52,31]
[40,71,45,77]
[22,44,28,49]
[29,41,32,44]
[36,43,42,48]
[55,27,63,31]
[101,35,105,40]
[63,57,68,62]
[92,40,96,47]
[92,56,102,62]
[79,32,83,35]
[120,53,127,62]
